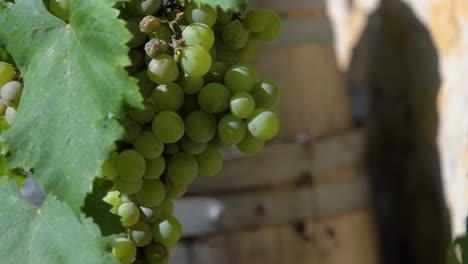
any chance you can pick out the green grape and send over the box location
[114,176,143,195]
[0,62,15,86]
[184,110,217,143]
[134,131,164,159]
[127,18,147,48]
[209,136,232,150]
[251,80,281,109]
[140,206,162,224]
[124,0,162,17]
[216,50,239,68]
[246,109,280,140]
[129,221,153,247]
[222,20,249,50]
[209,46,217,60]
[182,23,215,50]
[167,152,198,185]
[143,156,166,179]
[177,73,204,95]
[185,2,217,27]
[5,107,16,126]
[224,64,260,93]
[120,117,142,143]
[180,46,212,77]
[145,38,169,58]
[139,15,161,34]
[117,202,140,227]
[145,242,169,264]
[218,114,246,145]
[1,81,23,107]
[113,238,137,264]
[160,198,174,216]
[204,61,227,84]
[150,24,172,42]
[147,54,179,84]
[254,10,281,41]
[152,83,184,111]
[103,190,122,214]
[235,38,258,62]
[152,216,182,249]
[198,83,231,113]
[245,9,270,33]
[215,8,232,26]
[166,184,188,199]
[229,91,255,119]
[50,0,70,22]
[179,136,207,155]
[129,101,156,124]
[135,179,166,207]
[102,159,117,180]
[134,70,155,98]
[196,147,223,176]
[117,150,146,181]
[163,143,180,155]
[236,132,265,154]
[121,194,138,203]
[152,111,185,143]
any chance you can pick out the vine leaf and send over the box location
[0,177,118,264]
[179,0,247,12]
[0,0,142,213]
[0,119,26,186]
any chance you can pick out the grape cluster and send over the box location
[0,61,22,126]
[48,0,281,263]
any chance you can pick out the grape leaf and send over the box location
[180,0,247,12]
[0,177,118,264]
[0,118,26,186]
[0,0,142,213]
[83,178,125,236]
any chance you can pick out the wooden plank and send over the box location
[249,0,325,13]
[175,174,370,237]
[189,129,363,194]
[170,209,378,264]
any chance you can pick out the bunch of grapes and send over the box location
[48,0,282,263]
[0,60,22,126]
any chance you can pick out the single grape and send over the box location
[216,50,239,68]
[50,0,70,21]
[236,132,265,154]
[253,10,281,41]
[133,131,164,159]
[143,156,166,179]
[113,238,137,264]
[145,38,169,58]
[167,152,198,185]
[102,159,117,180]
[114,176,143,195]
[235,38,258,62]
[204,61,227,84]
[5,106,16,126]
[140,206,162,224]
[163,143,180,155]
[117,150,146,181]
[251,80,281,109]
[179,136,207,155]
[139,15,161,34]
[222,20,249,50]
[184,110,217,143]
[1,81,23,107]
[120,117,142,143]
[185,2,217,27]
[135,179,166,207]
[224,64,260,93]
[102,190,122,214]
[0,62,15,86]
[127,18,147,48]
[147,54,179,84]
[160,198,174,216]
[215,8,232,26]
[117,202,140,227]
[246,109,280,140]
[145,242,169,264]
[245,9,270,32]
[229,91,255,119]
[152,216,182,249]
[124,0,162,17]
[196,147,223,176]
[152,111,185,143]
[218,114,246,145]
[166,184,188,199]
[152,83,184,111]
[180,46,212,77]
[177,73,204,95]
[182,23,215,50]
[150,24,172,42]
[198,83,231,113]
[129,101,156,124]
[128,221,153,247]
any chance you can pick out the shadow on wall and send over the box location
[348,1,450,264]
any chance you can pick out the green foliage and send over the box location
[449,235,468,264]
[0,0,142,213]
[0,177,118,264]
[0,118,26,185]
[179,0,247,12]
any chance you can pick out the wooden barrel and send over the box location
[170,1,379,263]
